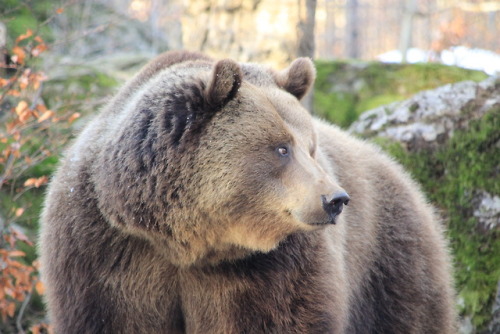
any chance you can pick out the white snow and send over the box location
[377,47,500,75]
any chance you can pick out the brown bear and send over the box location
[39,50,457,333]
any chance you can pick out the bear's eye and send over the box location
[277,146,289,157]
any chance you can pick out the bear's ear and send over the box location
[275,58,316,100]
[205,59,242,109]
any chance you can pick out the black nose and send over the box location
[321,191,350,224]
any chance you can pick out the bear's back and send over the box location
[314,119,456,333]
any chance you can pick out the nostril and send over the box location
[321,191,350,222]
[331,191,350,206]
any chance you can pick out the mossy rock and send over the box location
[376,108,500,331]
[313,60,489,127]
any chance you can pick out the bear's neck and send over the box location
[150,234,258,268]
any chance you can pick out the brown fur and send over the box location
[39,51,457,333]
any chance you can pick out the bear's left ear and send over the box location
[275,58,316,100]
[205,59,242,109]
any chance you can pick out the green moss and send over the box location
[314,60,489,128]
[95,72,120,88]
[49,71,118,91]
[398,63,488,92]
[314,60,345,91]
[6,14,38,39]
[71,72,119,90]
[27,156,59,177]
[314,90,357,126]
[42,68,119,113]
[378,108,500,330]
[2,1,54,45]
[357,94,403,114]
[0,187,46,230]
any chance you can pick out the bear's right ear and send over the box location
[205,59,242,109]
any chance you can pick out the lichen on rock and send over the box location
[350,76,500,151]
[474,191,500,233]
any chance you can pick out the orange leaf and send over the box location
[13,290,26,301]
[36,104,47,112]
[68,112,81,123]
[19,75,29,89]
[31,324,41,334]
[31,44,47,57]
[15,101,29,115]
[37,72,48,82]
[8,250,25,257]
[31,323,52,334]
[15,101,31,123]
[4,282,14,294]
[11,228,33,246]
[24,178,37,187]
[35,281,45,295]
[31,75,42,89]
[12,46,26,64]
[15,208,24,217]
[35,176,48,187]
[0,78,9,87]
[18,109,32,123]
[24,176,48,188]
[16,29,33,43]
[37,110,54,123]
[7,89,21,97]
[7,303,15,317]
[2,148,11,158]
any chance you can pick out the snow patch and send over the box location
[378,47,500,75]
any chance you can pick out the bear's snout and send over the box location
[321,191,350,224]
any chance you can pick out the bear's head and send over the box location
[93,52,348,266]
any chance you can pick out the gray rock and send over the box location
[489,281,500,334]
[459,315,474,334]
[474,191,500,232]
[350,76,500,333]
[349,76,500,151]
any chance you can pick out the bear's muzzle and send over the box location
[321,191,350,224]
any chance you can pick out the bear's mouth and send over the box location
[289,209,340,227]
[309,215,339,226]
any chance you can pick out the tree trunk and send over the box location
[346,0,359,59]
[399,0,418,63]
[297,0,317,58]
[297,0,317,113]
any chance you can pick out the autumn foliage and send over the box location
[0,17,73,333]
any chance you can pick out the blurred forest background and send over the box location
[0,0,499,333]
